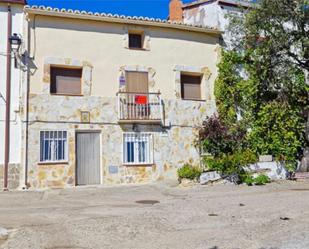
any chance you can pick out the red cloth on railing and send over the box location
[135,95,148,104]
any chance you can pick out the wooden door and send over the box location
[76,132,101,185]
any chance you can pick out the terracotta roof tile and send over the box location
[24,5,222,34]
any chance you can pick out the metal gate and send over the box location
[76,132,101,185]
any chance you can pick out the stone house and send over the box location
[17,5,222,189]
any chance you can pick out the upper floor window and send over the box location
[181,73,202,100]
[50,67,82,95]
[129,32,144,49]
[40,131,68,163]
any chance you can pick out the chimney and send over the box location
[169,0,183,22]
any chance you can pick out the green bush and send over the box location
[204,149,257,180]
[243,175,255,186]
[197,115,258,184]
[248,102,306,171]
[244,174,271,186]
[177,164,201,180]
[254,175,271,185]
[198,115,247,158]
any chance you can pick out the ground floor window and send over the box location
[123,133,153,165]
[40,131,68,162]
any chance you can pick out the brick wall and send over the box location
[169,0,183,22]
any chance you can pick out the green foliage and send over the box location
[198,0,308,182]
[254,175,271,186]
[249,102,306,170]
[243,175,254,186]
[243,174,271,186]
[199,115,246,157]
[209,0,309,177]
[198,114,256,183]
[204,149,257,178]
[215,50,246,124]
[243,0,309,73]
[177,164,201,180]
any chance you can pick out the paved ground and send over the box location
[1,181,309,249]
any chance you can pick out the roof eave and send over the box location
[183,0,253,9]
[0,0,26,5]
[24,7,223,35]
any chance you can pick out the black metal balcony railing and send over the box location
[117,92,163,124]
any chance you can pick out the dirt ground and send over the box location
[0,181,309,249]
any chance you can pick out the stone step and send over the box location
[294,172,309,180]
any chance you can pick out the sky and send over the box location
[27,0,194,19]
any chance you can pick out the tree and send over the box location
[240,0,308,74]
[211,0,309,170]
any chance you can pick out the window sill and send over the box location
[128,47,147,51]
[122,163,154,167]
[38,161,69,165]
[50,93,84,97]
[181,98,206,102]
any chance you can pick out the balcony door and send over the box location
[126,71,149,93]
[125,71,149,119]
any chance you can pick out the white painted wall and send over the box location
[0,4,24,164]
[183,1,248,49]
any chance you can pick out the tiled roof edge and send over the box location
[24,5,222,34]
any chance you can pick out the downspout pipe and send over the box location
[4,4,12,191]
[23,15,32,189]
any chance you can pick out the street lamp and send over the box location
[9,33,22,68]
[9,33,22,52]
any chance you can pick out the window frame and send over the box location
[128,31,145,50]
[180,73,203,101]
[122,132,153,166]
[39,130,69,164]
[50,66,83,96]
[125,70,149,93]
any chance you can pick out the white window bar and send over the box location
[40,131,68,162]
[123,133,153,165]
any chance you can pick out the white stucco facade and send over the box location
[0,2,24,188]
[183,0,252,48]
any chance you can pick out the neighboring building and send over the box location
[169,0,253,48]
[20,5,221,188]
[0,0,26,189]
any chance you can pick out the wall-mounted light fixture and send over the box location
[9,33,22,68]
[9,33,22,52]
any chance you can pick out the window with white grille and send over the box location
[123,133,153,165]
[40,131,68,162]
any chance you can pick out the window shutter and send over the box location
[181,74,201,100]
[126,71,149,93]
[51,67,82,95]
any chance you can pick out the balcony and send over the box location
[117,92,163,124]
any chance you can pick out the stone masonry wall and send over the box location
[24,94,216,189]
[0,164,20,189]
